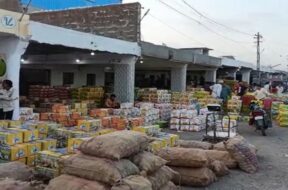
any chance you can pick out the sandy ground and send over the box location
[165,122,288,190]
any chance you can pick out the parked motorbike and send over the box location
[249,101,272,136]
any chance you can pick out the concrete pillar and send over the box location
[241,69,252,84]
[0,37,29,119]
[205,69,217,83]
[171,64,187,92]
[114,56,137,103]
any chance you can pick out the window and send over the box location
[86,73,96,86]
[63,72,74,85]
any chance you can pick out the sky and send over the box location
[124,0,288,70]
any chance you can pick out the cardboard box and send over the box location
[26,142,42,156]
[27,155,37,166]
[67,138,85,154]
[0,130,23,145]
[10,128,39,142]
[38,139,57,151]
[0,144,28,161]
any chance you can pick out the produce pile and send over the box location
[277,104,288,127]
[46,131,178,190]
[138,89,171,103]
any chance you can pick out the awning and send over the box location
[29,21,141,56]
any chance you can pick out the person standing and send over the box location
[0,80,17,120]
[210,80,223,98]
[276,84,284,97]
[220,82,232,103]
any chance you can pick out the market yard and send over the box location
[177,122,288,190]
[1,1,288,190]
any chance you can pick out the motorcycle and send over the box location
[249,101,272,136]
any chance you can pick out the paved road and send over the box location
[166,122,288,190]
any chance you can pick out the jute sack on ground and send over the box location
[209,160,229,177]
[45,174,109,190]
[213,142,226,151]
[159,181,178,190]
[0,162,33,181]
[225,136,258,173]
[61,154,139,185]
[148,166,176,190]
[213,140,257,154]
[111,175,152,190]
[131,151,167,175]
[157,147,208,168]
[204,150,237,169]
[176,140,212,150]
[79,131,150,160]
[171,167,216,187]
[0,179,35,190]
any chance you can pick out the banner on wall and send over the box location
[0,54,7,82]
[21,0,122,10]
[0,9,30,37]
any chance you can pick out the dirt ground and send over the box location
[166,122,288,190]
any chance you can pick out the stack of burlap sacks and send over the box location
[45,131,178,190]
[157,135,258,187]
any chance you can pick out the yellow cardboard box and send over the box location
[9,120,22,128]
[38,139,57,151]
[27,155,37,166]
[67,138,85,154]
[0,130,23,145]
[26,142,42,156]
[169,134,179,147]
[0,144,28,161]
[16,157,27,165]
[10,128,39,142]
[38,133,48,140]
[77,119,101,132]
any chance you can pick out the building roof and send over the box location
[29,21,141,56]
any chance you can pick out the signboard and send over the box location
[0,9,29,37]
[21,0,122,10]
[0,55,7,82]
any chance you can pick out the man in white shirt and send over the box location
[254,85,270,100]
[210,80,223,98]
[0,80,17,120]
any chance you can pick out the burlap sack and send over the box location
[159,181,178,190]
[0,162,33,181]
[225,136,258,173]
[209,160,229,177]
[61,154,139,185]
[0,179,34,190]
[171,167,216,187]
[176,140,212,150]
[131,151,167,175]
[111,175,152,190]
[79,131,150,160]
[157,147,208,168]
[148,166,176,190]
[213,142,226,151]
[45,174,109,190]
[204,150,237,169]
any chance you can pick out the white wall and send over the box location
[0,36,29,119]
[23,64,106,87]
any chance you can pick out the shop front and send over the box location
[138,42,221,92]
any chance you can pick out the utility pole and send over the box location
[254,32,263,85]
